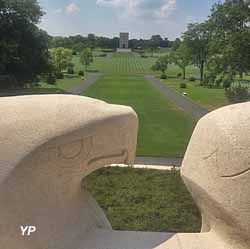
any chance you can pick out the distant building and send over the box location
[119,32,129,49]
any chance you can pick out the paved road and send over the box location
[66,73,103,95]
[145,75,209,119]
[135,157,183,167]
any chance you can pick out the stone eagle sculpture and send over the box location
[0,95,249,249]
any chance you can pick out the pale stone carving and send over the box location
[155,102,250,249]
[0,95,139,249]
[1,96,249,249]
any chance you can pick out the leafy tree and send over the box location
[152,55,169,78]
[72,42,86,54]
[0,0,50,88]
[148,40,158,56]
[170,44,191,79]
[172,38,182,51]
[183,23,210,84]
[151,35,163,47]
[50,47,73,72]
[87,33,96,50]
[80,48,93,70]
[207,0,250,80]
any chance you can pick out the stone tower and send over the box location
[119,32,129,49]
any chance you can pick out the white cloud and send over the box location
[51,3,80,16]
[65,3,80,15]
[96,0,176,19]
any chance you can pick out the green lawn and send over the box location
[85,167,201,233]
[73,52,201,78]
[38,74,82,90]
[83,74,195,157]
[73,53,157,75]
[162,77,229,110]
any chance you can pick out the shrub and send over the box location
[133,49,145,54]
[189,77,196,82]
[47,73,56,84]
[160,73,167,79]
[67,68,74,74]
[223,79,232,89]
[102,49,115,53]
[215,77,222,87]
[180,83,187,89]
[177,73,182,78]
[56,72,64,79]
[99,53,107,57]
[78,70,84,76]
[141,55,148,58]
[226,86,250,103]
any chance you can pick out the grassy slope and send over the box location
[83,74,195,157]
[38,75,82,90]
[85,167,201,233]
[162,78,229,110]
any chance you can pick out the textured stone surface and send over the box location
[0,95,139,249]
[155,102,250,249]
[1,96,249,249]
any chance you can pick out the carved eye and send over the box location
[217,149,250,178]
[59,139,83,160]
[58,136,93,160]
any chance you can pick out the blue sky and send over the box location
[39,0,219,39]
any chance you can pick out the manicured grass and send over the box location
[38,74,82,90]
[83,75,195,157]
[85,167,201,233]
[162,77,229,110]
[73,53,201,78]
[73,53,157,75]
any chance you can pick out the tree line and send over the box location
[1,0,250,92]
[48,34,181,53]
[152,0,250,91]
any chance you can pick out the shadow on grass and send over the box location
[0,88,68,97]
[86,69,99,73]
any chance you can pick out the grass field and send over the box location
[73,52,201,78]
[38,74,82,90]
[83,74,195,157]
[73,52,157,75]
[85,167,201,232]
[162,77,229,110]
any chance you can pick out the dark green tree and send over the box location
[183,23,210,83]
[151,55,169,78]
[170,44,191,79]
[0,0,50,88]
[80,48,93,70]
[207,0,250,80]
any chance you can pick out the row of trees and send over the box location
[48,47,93,78]
[49,34,181,53]
[154,0,250,88]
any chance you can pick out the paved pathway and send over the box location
[145,75,209,119]
[66,73,103,95]
[66,73,185,168]
[109,164,180,171]
[135,156,183,167]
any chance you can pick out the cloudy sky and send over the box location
[39,0,219,39]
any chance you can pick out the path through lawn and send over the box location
[83,75,195,157]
